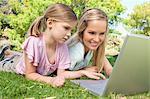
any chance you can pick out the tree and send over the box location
[57,0,125,29]
[0,0,125,50]
[125,2,150,36]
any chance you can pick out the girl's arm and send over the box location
[103,56,113,76]
[24,52,64,87]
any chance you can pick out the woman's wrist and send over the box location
[80,70,86,76]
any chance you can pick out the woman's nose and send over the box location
[93,35,100,42]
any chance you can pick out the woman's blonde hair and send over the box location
[67,8,108,72]
[28,3,77,36]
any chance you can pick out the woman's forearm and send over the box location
[103,57,113,76]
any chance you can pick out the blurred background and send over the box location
[0,0,150,65]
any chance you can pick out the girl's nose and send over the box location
[63,33,71,41]
[66,32,71,37]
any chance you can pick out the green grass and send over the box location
[0,72,149,99]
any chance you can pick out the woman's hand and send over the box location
[82,70,106,80]
[84,66,99,72]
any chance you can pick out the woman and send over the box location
[66,8,113,79]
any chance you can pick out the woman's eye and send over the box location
[88,32,95,35]
[100,32,105,35]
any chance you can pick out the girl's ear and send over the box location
[46,18,54,29]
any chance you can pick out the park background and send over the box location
[0,0,149,98]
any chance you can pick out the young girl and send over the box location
[0,3,77,87]
[65,8,113,80]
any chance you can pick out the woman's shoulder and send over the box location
[69,41,84,51]
[69,41,84,58]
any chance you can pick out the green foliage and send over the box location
[0,0,125,50]
[0,72,149,98]
[124,2,150,36]
[0,72,98,98]
[54,0,125,25]
[105,33,123,59]
[0,0,54,50]
[106,55,117,66]
[87,0,125,25]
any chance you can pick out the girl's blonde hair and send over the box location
[28,3,77,36]
[67,8,108,72]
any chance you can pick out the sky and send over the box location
[120,0,150,18]
[117,0,150,35]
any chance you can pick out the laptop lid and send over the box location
[104,33,149,95]
[148,36,150,90]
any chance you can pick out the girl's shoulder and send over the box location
[25,36,43,45]
[27,36,42,42]
[57,43,68,49]
[22,36,43,49]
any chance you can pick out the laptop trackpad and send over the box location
[71,79,108,96]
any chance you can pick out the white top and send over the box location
[68,41,93,70]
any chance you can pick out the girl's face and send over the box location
[82,20,107,52]
[48,20,76,43]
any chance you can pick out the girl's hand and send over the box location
[82,70,106,80]
[51,75,65,87]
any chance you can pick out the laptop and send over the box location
[71,33,150,96]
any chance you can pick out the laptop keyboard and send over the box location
[71,79,108,95]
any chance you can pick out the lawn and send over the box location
[0,72,149,99]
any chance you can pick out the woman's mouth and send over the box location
[90,41,99,47]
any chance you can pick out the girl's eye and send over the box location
[64,26,70,30]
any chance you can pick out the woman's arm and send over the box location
[57,68,106,80]
[82,57,113,77]
[103,56,113,76]
[24,52,64,87]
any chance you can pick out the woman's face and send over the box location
[82,20,107,52]
[48,20,76,43]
